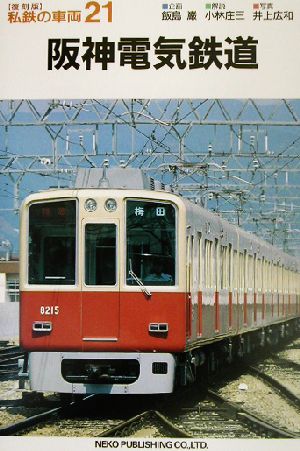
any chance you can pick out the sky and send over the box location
[1,98,300,257]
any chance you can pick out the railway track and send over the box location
[211,353,300,435]
[0,398,260,438]
[1,384,298,438]
[0,339,299,437]
[17,408,188,438]
[99,410,191,438]
[249,340,300,400]
[248,361,300,409]
[1,396,128,436]
[161,385,299,439]
[0,405,62,435]
[0,345,24,380]
[97,391,294,438]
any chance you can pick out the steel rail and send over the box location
[0,346,21,355]
[207,389,299,438]
[99,410,192,438]
[248,365,300,410]
[0,406,62,436]
[0,394,96,436]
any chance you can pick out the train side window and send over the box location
[288,269,290,294]
[270,261,273,291]
[292,270,294,294]
[293,270,296,294]
[215,239,219,291]
[204,239,213,289]
[85,224,117,285]
[198,232,203,290]
[244,250,248,291]
[256,259,262,291]
[266,260,270,291]
[254,254,257,291]
[291,270,296,294]
[228,244,233,291]
[220,245,228,290]
[279,264,283,293]
[285,267,289,294]
[283,268,286,293]
[248,254,254,291]
[186,235,194,292]
[277,263,283,293]
[233,250,238,290]
[239,252,245,291]
[274,262,278,292]
[262,257,265,291]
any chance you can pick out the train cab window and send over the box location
[28,200,76,285]
[85,224,117,285]
[126,200,176,286]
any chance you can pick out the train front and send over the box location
[19,189,187,394]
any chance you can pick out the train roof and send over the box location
[74,167,174,192]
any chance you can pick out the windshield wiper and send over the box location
[129,260,151,298]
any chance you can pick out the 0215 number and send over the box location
[40,306,59,315]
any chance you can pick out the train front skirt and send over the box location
[27,351,176,394]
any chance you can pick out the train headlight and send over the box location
[84,198,97,212]
[105,198,117,212]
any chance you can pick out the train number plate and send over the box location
[40,306,59,315]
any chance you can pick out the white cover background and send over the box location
[0,0,300,98]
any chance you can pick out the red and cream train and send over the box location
[19,168,300,395]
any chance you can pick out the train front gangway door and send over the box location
[81,220,120,346]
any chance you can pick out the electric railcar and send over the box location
[19,168,300,395]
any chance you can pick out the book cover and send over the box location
[0,1,299,450]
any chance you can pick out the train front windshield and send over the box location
[28,200,76,285]
[126,200,176,286]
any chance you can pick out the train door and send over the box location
[232,249,240,334]
[228,244,238,333]
[186,234,193,339]
[237,251,246,331]
[81,220,120,346]
[202,239,215,338]
[197,233,203,338]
